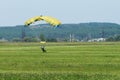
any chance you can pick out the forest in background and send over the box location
[0,22,120,42]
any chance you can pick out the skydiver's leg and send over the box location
[41,46,44,52]
[41,46,46,53]
[43,47,47,52]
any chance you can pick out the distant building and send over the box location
[88,38,106,42]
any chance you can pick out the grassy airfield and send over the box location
[0,42,120,80]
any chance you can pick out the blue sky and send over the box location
[0,0,120,26]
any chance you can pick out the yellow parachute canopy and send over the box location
[25,16,61,27]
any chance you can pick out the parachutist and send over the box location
[40,41,47,53]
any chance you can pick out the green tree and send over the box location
[12,38,21,42]
[106,35,120,41]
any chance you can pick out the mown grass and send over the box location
[0,42,120,80]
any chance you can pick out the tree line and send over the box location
[0,22,120,42]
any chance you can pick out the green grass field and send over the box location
[0,42,120,80]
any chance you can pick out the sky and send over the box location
[0,0,120,26]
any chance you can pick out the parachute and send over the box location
[24,16,61,27]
